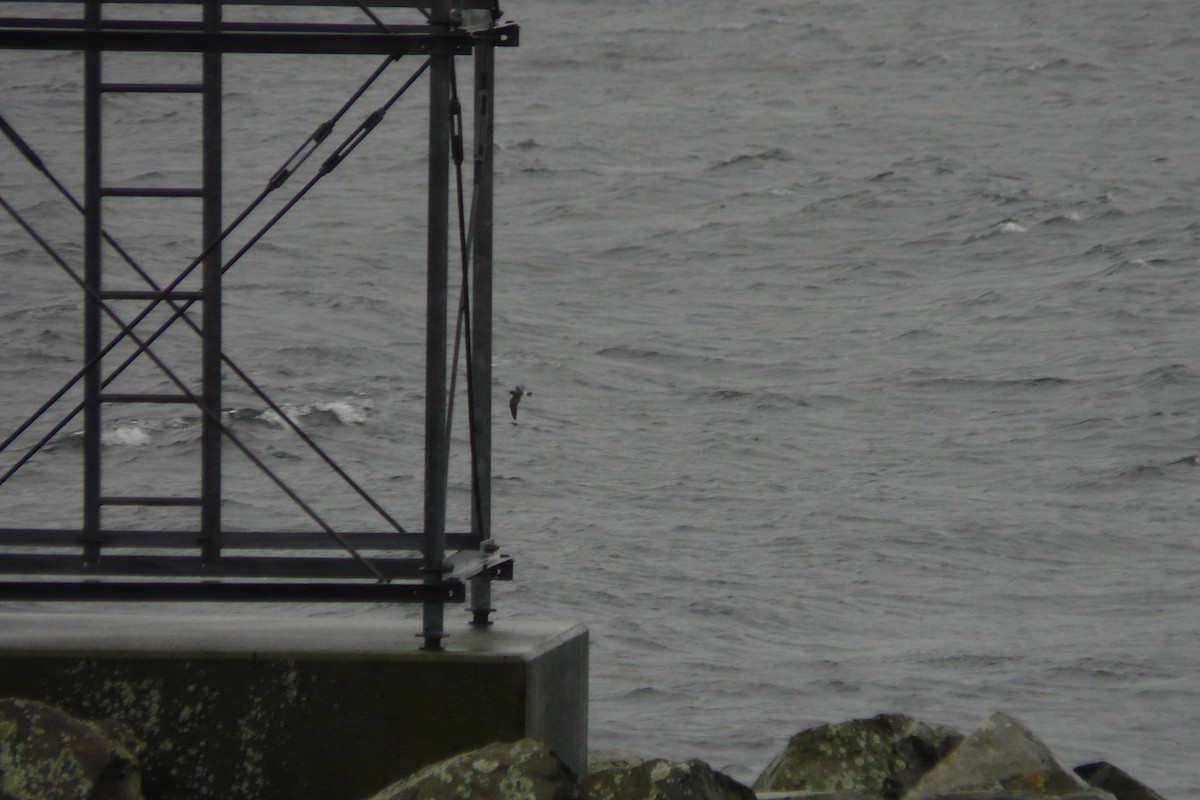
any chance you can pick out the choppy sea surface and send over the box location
[1,0,1198,796]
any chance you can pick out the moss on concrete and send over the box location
[0,620,587,800]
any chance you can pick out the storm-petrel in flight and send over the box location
[509,386,530,422]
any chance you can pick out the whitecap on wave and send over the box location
[964,218,1029,242]
[312,400,370,425]
[101,424,153,447]
[53,398,375,450]
[994,219,1028,233]
[253,398,372,428]
[48,420,162,449]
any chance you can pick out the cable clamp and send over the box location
[363,109,385,133]
[267,167,290,191]
[312,121,335,144]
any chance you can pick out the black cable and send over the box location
[350,0,392,34]
[0,54,403,458]
[0,194,388,582]
[1,58,431,563]
[98,59,431,398]
[1,55,431,571]
[266,54,399,194]
[0,113,410,535]
[0,58,428,464]
[445,60,488,542]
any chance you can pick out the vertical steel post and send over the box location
[422,0,453,650]
[468,29,495,625]
[81,0,102,563]
[200,0,223,563]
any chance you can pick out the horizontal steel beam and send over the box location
[0,27,463,56]
[0,551,512,578]
[0,527,484,550]
[0,552,425,579]
[98,290,205,301]
[100,82,204,93]
[101,186,204,197]
[100,496,202,507]
[0,579,466,603]
[100,393,196,404]
[0,19,518,55]
[14,0,495,8]
[2,17,435,34]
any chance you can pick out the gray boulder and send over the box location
[365,738,581,800]
[752,713,964,797]
[895,793,1115,800]
[585,758,756,800]
[904,712,1091,800]
[0,697,144,800]
[1075,762,1167,800]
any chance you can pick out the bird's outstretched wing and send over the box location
[509,386,529,422]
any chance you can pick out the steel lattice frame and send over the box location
[0,0,517,649]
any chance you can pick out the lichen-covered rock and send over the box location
[904,712,1090,800]
[585,758,757,800]
[0,697,144,800]
[1075,762,1167,800]
[365,738,581,800]
[752,713,963,798]
[587,752,646,776]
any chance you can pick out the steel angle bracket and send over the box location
[443,550,514,583]
[472,22,519,46]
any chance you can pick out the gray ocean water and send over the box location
[1,0,1198,796]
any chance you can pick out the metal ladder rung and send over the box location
[100,393,195,404]
[100,82,204,94]
[99,497,202,507]
[99,289,204,301]
[101,187,204,198]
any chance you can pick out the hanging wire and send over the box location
[0,193,388,582]
[443,58,488,542]
[91,58,430,410]
[0,56,431,471]
[0,113,410,536]
[0,59,429,460]
[0,53,403,459]
[0,57,431,571]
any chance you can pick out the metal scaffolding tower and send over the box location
[0,0,518,649]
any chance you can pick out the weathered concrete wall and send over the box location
[0,607,588,800]
[526,621,589,776]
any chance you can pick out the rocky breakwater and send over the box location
[0,699,1171,800]
[362,711,1169,800]
[748,712,1165,800]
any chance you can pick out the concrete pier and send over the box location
[0,605,587,800]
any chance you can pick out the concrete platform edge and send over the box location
[0,606,588,800]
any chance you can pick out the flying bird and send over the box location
[509,386,530,422]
